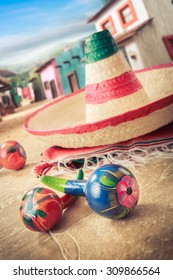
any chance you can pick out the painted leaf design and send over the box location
[23,216,38,231]
[22,193,28,201]
[37,188,43,193]
[99,175,116,187]
[116,207,129,219]
[37,209,46,218]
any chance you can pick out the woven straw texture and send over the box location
[25,64,173,148]
[85,48,150,122]
[85,51,131,84]
[85,70,143,104]
[27,92,86,131]
[26,103,173,148]
[86,88,149,122]
[136,66,173,100]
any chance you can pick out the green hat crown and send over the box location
[85,30,119,64]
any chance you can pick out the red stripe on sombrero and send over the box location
[25,93,173,135]
[86,70,142,104]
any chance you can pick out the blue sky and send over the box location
[0,0,103,69]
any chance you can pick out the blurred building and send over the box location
[87,0,173,69]
[35,41,85,98]
[35,59,63,100]
[0,77,14,116]
[56,41,85,95]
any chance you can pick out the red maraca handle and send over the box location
[61,194,77,209]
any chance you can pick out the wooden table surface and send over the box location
[0,101,173,260]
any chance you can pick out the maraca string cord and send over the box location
[48,230,81,260]
[48,230,68,260]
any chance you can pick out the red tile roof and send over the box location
[0,69,16,78]
[35,59,55,73]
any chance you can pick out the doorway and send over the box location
[50,80,58,98]
[67,72,79,92]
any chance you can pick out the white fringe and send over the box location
[52,144,173,177]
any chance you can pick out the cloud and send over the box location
[0,19,95,67]
[63,0,102,15]
[0,0,101,68]
[0,42,57,66]
[0,19,92,53]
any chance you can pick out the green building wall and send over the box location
[55,41,85,95]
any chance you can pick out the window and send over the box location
[163,35,173,59]
[100,16,116,35]
[117,0,137,28]
[44,81,50,90]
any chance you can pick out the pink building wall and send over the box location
[38,59,63,100]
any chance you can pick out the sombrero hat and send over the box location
[25,30,173,148]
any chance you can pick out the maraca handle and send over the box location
[61,169,84,209]
[40,170,87,197]
[61,194,76,209]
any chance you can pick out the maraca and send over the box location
[41,164,139,219]
[20,169,83,232]
[0,140,26,170]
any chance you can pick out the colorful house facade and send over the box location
[36,41,85,98]
[28,76,45,102]
[56,41,85,95]
[87,0,173,69]
[35,59,63,99]
[22,86,34,100]
[0,78,14,116]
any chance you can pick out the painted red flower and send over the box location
[116,176,139,208]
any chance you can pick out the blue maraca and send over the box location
[40,164,139,219]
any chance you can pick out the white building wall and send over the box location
[94,0,148,70]
[17,87,23,98]
[92,0,173,69]
[124,40,144,69]
[95,0,149,36]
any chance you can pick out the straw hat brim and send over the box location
[25,63,173,148]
